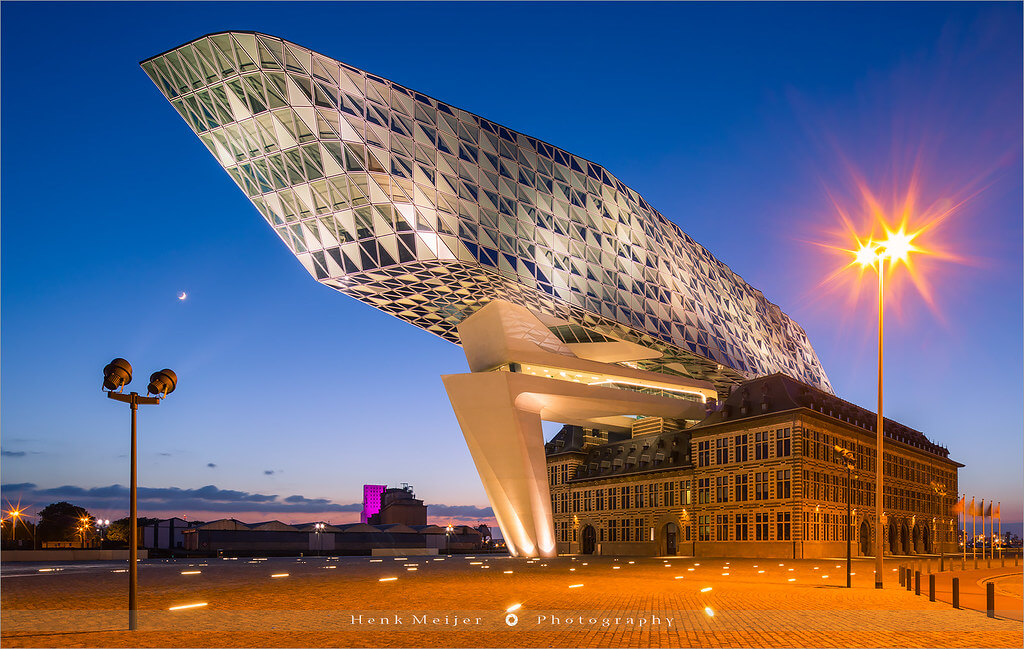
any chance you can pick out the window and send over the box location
[583,490,591,512]
[684,480,692,505]
[734,434,748,462]
[716,514,729,541]
[755,512,769,540]
[755,472,769,500]
[776,469,791,499]
[560,464,569,483]
[735,474,749,501]
[634,518,643,543]
[777,511,791,541]
[608,519,618,542]
[622,486,632,510]
[776,428,791,457]
[665,481,675,507]
[572,491,580,513]
[716,476,729,503]
[699,515,711,541]
[698,478,710,504]
[595,489,604,511]
[623,518,632,542]
[716,438,728,464]
[650,483,660,508]
[735,513,749,540]
[636,485,645,509]
[755,432,769,460]
[607,487,617,510]
[698,440,710,467]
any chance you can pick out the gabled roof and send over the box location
[246,520,298,532]
[374,523,419,534]
[694,373,954,460]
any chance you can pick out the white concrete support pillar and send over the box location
[442,371,555,558]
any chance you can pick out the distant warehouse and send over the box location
[182,519,483,556]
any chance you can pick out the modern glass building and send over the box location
[142,32,831,398]
[143,32,841,556]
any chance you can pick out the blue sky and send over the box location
[2,2,1021,526]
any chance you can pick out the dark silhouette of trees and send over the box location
[37,502,92,542]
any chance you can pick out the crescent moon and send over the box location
[178,292,188,300]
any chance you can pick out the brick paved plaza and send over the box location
[2,555,1020,648]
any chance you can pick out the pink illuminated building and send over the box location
[361,485,386,524]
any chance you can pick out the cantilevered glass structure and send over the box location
[144,32,834,556]
[142,32,831,397]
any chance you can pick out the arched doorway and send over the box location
[859,521,871,556]
[580,525,596,555]
[921,525,930,554]
[900,522,911,554]
[888,521,898,554]
[664,522,679,556]
[912,523,923,553]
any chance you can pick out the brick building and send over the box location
[546,373,961,558]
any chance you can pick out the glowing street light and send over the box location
[848,225,924,589]
[102,358,177,631]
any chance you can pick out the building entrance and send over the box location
[665,523,678,555]
[581,525,596,554]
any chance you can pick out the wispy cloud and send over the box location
[1,450,26,458]
[206,463,217,468]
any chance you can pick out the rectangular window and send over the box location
[636,485,645,509]
[595,489,604,511]
[734,434,748,462]
[623,518,632,542]
[560,464,569,484]
[777,512,791,540]
[684,480,692,505]
[698,478,710,504]
[698,440,710,467]
[755,432,769,460]
[735,474,749,502]
[698,515,711,542]
[634,518,643,543]
[665,482,675,507]
[651,483,660,508]
[776,428,791,457]
[573,491,580,513]
[755,472,769,500]
[622,486,632,510]
[716,476,729,503]
[776,469,791,500]
[716,514,729,541]
[735,513,749,540]
[755,512,769,540]
[716,438,728,464]
[608,519,618,542]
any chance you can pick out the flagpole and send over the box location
[960,495,966,564]
[997,502,1001,561]
[971,498,976,562]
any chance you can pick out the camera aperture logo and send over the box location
[505,613,519,626]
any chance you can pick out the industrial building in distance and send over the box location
[144,32,961,558]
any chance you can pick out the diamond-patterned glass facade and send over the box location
[142,32,833,396]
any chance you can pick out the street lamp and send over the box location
[96,519,111,548]
[835,445,856,588]
[850,226,921,589]
[446,524,454,556]
[103,358,177,631]
[314,522,325,557]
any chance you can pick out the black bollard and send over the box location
[915,570,921,596]
[952,577,959,609]
[986,582,995,618]
[929,574,935,601]
[899,566,905,586]
[906,568,913,591]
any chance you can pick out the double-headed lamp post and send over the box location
[834,445,856,588]
[446,524,454,555]
[851,227,919,589]
[102,358,177,631]
[314,522,325,557]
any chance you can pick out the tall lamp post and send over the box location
[835,445,856,588]
[96,519,111,548]
[446,524,454,556]
[314,522,325,557]
[850,227,919,589]
[102,358,177,631]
